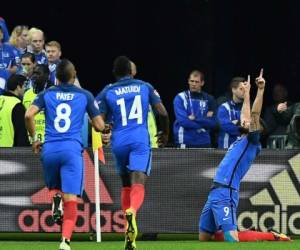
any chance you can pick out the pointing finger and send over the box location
[259,68,263,78]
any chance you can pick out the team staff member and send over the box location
[173,70,216,148]
[217,77,245,149]
[0,74,29,146]
[23,64,53,143]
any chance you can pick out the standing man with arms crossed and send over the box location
[173,70,216,148]
[199,70,290,242]
[97,56,169,250]
[25,59,105,250]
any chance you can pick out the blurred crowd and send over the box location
[0,17,299,149]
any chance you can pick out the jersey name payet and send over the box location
[56,92,74,101]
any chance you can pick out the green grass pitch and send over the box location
[0,240,299,250]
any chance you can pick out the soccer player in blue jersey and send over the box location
[96,56,169,250]
[199,70,290,242]
[25,59,105,250]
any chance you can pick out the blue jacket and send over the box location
[173,90,216,147]
[0,18,9,43]
[217,100,242,149]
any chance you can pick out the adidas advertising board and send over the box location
[0,148,299,234]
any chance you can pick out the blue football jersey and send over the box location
[97,76,161,146]
[213,131,262,190]
[35,51,48,65]
[0,43,17,71]
[27,47,48,65]
[33,83,100,146]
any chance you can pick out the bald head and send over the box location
[28,27,45,53]
[56,59,76,84]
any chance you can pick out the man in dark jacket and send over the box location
[0,74,29,146]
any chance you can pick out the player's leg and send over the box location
[59,193,77,250]
[41,150,63,225]
[212,189,291,242]
[58,150,84,250]
[120,173,131,214]
[129,171,147,214]
[211,189,239,242]
[112,147,135,250]
[123,143,151,250]
[214,230,291,242]
[52,192,64,225]
[127,142,150,214]
[199,197,217,241]
[112,147,132,215]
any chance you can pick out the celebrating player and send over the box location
[96,56,169,250]
[199,70,291,242]
[25,59,105,250]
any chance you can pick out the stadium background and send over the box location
[1,1,300,248]
[0,148,299,235]
[3,0,300,132]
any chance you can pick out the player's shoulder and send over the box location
[142,81,157,93]
[175,90,187,100]
[219,101,230,110]
[133,78,152,86]
[40,85,58,97]
[101,83,114,92]
[71,85,92,96]
[95,83,113,101]
[44,85,58,92]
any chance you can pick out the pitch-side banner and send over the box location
[0,148,299,234]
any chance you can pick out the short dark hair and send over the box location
[230,77,245,89]
[56,59,73,83]
[6,74,27,91]
[112,56,131,79]
[34,64,50,76]
[189,70,204,81]
[21,52,36,63]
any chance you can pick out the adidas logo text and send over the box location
[238,154,300,234]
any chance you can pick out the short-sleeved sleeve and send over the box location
[85,91,101,119]
[147,83,161,105]
[95,88,108,115]
[32,91,46,110]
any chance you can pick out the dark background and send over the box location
[3,0,300,126]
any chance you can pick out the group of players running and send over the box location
[24,56,290,250]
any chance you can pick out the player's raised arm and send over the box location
[250,69,266,132]
[240,75,251,130]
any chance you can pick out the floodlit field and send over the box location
[0,240,298,250]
